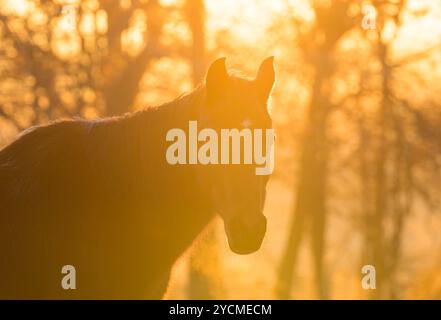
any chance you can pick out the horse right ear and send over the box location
[206,57,228,100]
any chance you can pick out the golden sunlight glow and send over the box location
[2,0,31,16]
[1,0,441,301]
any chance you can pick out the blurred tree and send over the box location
[0,0,191,130]
[99,0,165,115]
[276,0,440,300]
[276,0,356,299]
[358,0,441,299]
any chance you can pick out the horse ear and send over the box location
[255,56,275,100]
[206,57,228,99]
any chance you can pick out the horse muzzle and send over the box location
[224,214,267,255]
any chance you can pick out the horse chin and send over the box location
[227,239,263,255]
[224,217,267,255]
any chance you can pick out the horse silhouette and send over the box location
[0,57,275,299]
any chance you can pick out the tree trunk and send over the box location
[371,37,389,299]
[102,0,163,116]
[276,64,329,299]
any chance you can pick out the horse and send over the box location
[0,57,275,299]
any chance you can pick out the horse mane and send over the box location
[0,83,209,213]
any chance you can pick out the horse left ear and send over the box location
[206,57,228,101]
[255,56,275,100]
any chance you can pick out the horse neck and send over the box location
[121,87,216,258]
[118,85,214,216]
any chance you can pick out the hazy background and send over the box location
[0,0,440,299]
